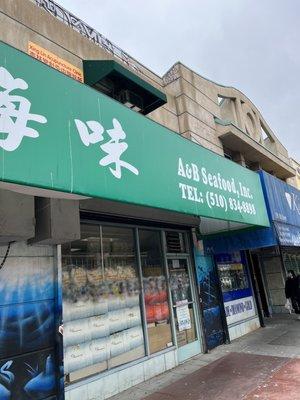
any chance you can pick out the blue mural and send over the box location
[0,247,61,399]
[0,361,14,400]
[194,249,225,350]
[0,301,55,358]
[0,351,56,399]
[0,257,55,306]
[203,307,225,349]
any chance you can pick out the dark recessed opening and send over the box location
[83,60,167,115]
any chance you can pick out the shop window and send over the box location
[61,224,145,382]
[102,226,145,368]
[217,256,249,293]
[216,253,256,326]
[139,230,173,353]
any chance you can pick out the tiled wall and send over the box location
[65,350,178,400]
[228,317,260,341]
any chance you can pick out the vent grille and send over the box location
[165,232,186,253]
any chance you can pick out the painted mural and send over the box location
[194,249,226,350]
[0,244,61,399]
[0,351,57,399]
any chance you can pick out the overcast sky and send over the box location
[58,0,300,162]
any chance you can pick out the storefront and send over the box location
[215,251,258,340]
[196,236,261,343]
[0,40,269,399]
[204,171,300,330]
[61,223,201,386]
[257,171,300,314]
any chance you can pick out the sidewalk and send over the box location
[110,314,300,400]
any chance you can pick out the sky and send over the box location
[58,0,300,161]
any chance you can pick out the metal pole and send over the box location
[161,231,177,349]
[135,227,150,356]
[246,250,265,328]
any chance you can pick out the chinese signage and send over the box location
[0,41,269,226]
[28,41,83,82]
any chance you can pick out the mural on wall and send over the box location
[194,248,226,350]
[0,301,55,358]
[0,245,61,399]
[0,351,57,399]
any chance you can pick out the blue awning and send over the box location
[204,171,300,254]
[203,225,277,254]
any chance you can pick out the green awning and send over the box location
[83,60,167,114]
[0,41,270,229]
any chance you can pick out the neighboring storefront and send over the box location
[258,171,300,313]
[0,40,269,399]
[196,238,261,343]
[215,251,258,340]
[204,171,300,332]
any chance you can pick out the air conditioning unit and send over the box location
[118,89,143,112]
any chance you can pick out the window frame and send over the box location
[61,219,192,384]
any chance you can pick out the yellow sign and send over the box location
[28,41,83,82]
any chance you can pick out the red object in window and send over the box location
[144,292,156,305]
[146,304,155,323]
[161,302,169,320]
[158,290,167,303]
[154,303,164,321]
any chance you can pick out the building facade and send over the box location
[0,1,298,400]
[288,158,300,189]
[205,171,300,316]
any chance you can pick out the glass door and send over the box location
[167,257,201,362]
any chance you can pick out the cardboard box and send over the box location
[148,323,172,353]
[186,310,196,343]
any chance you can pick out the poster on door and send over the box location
[176,300,191,331]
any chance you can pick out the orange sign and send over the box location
[28,41,83,82]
